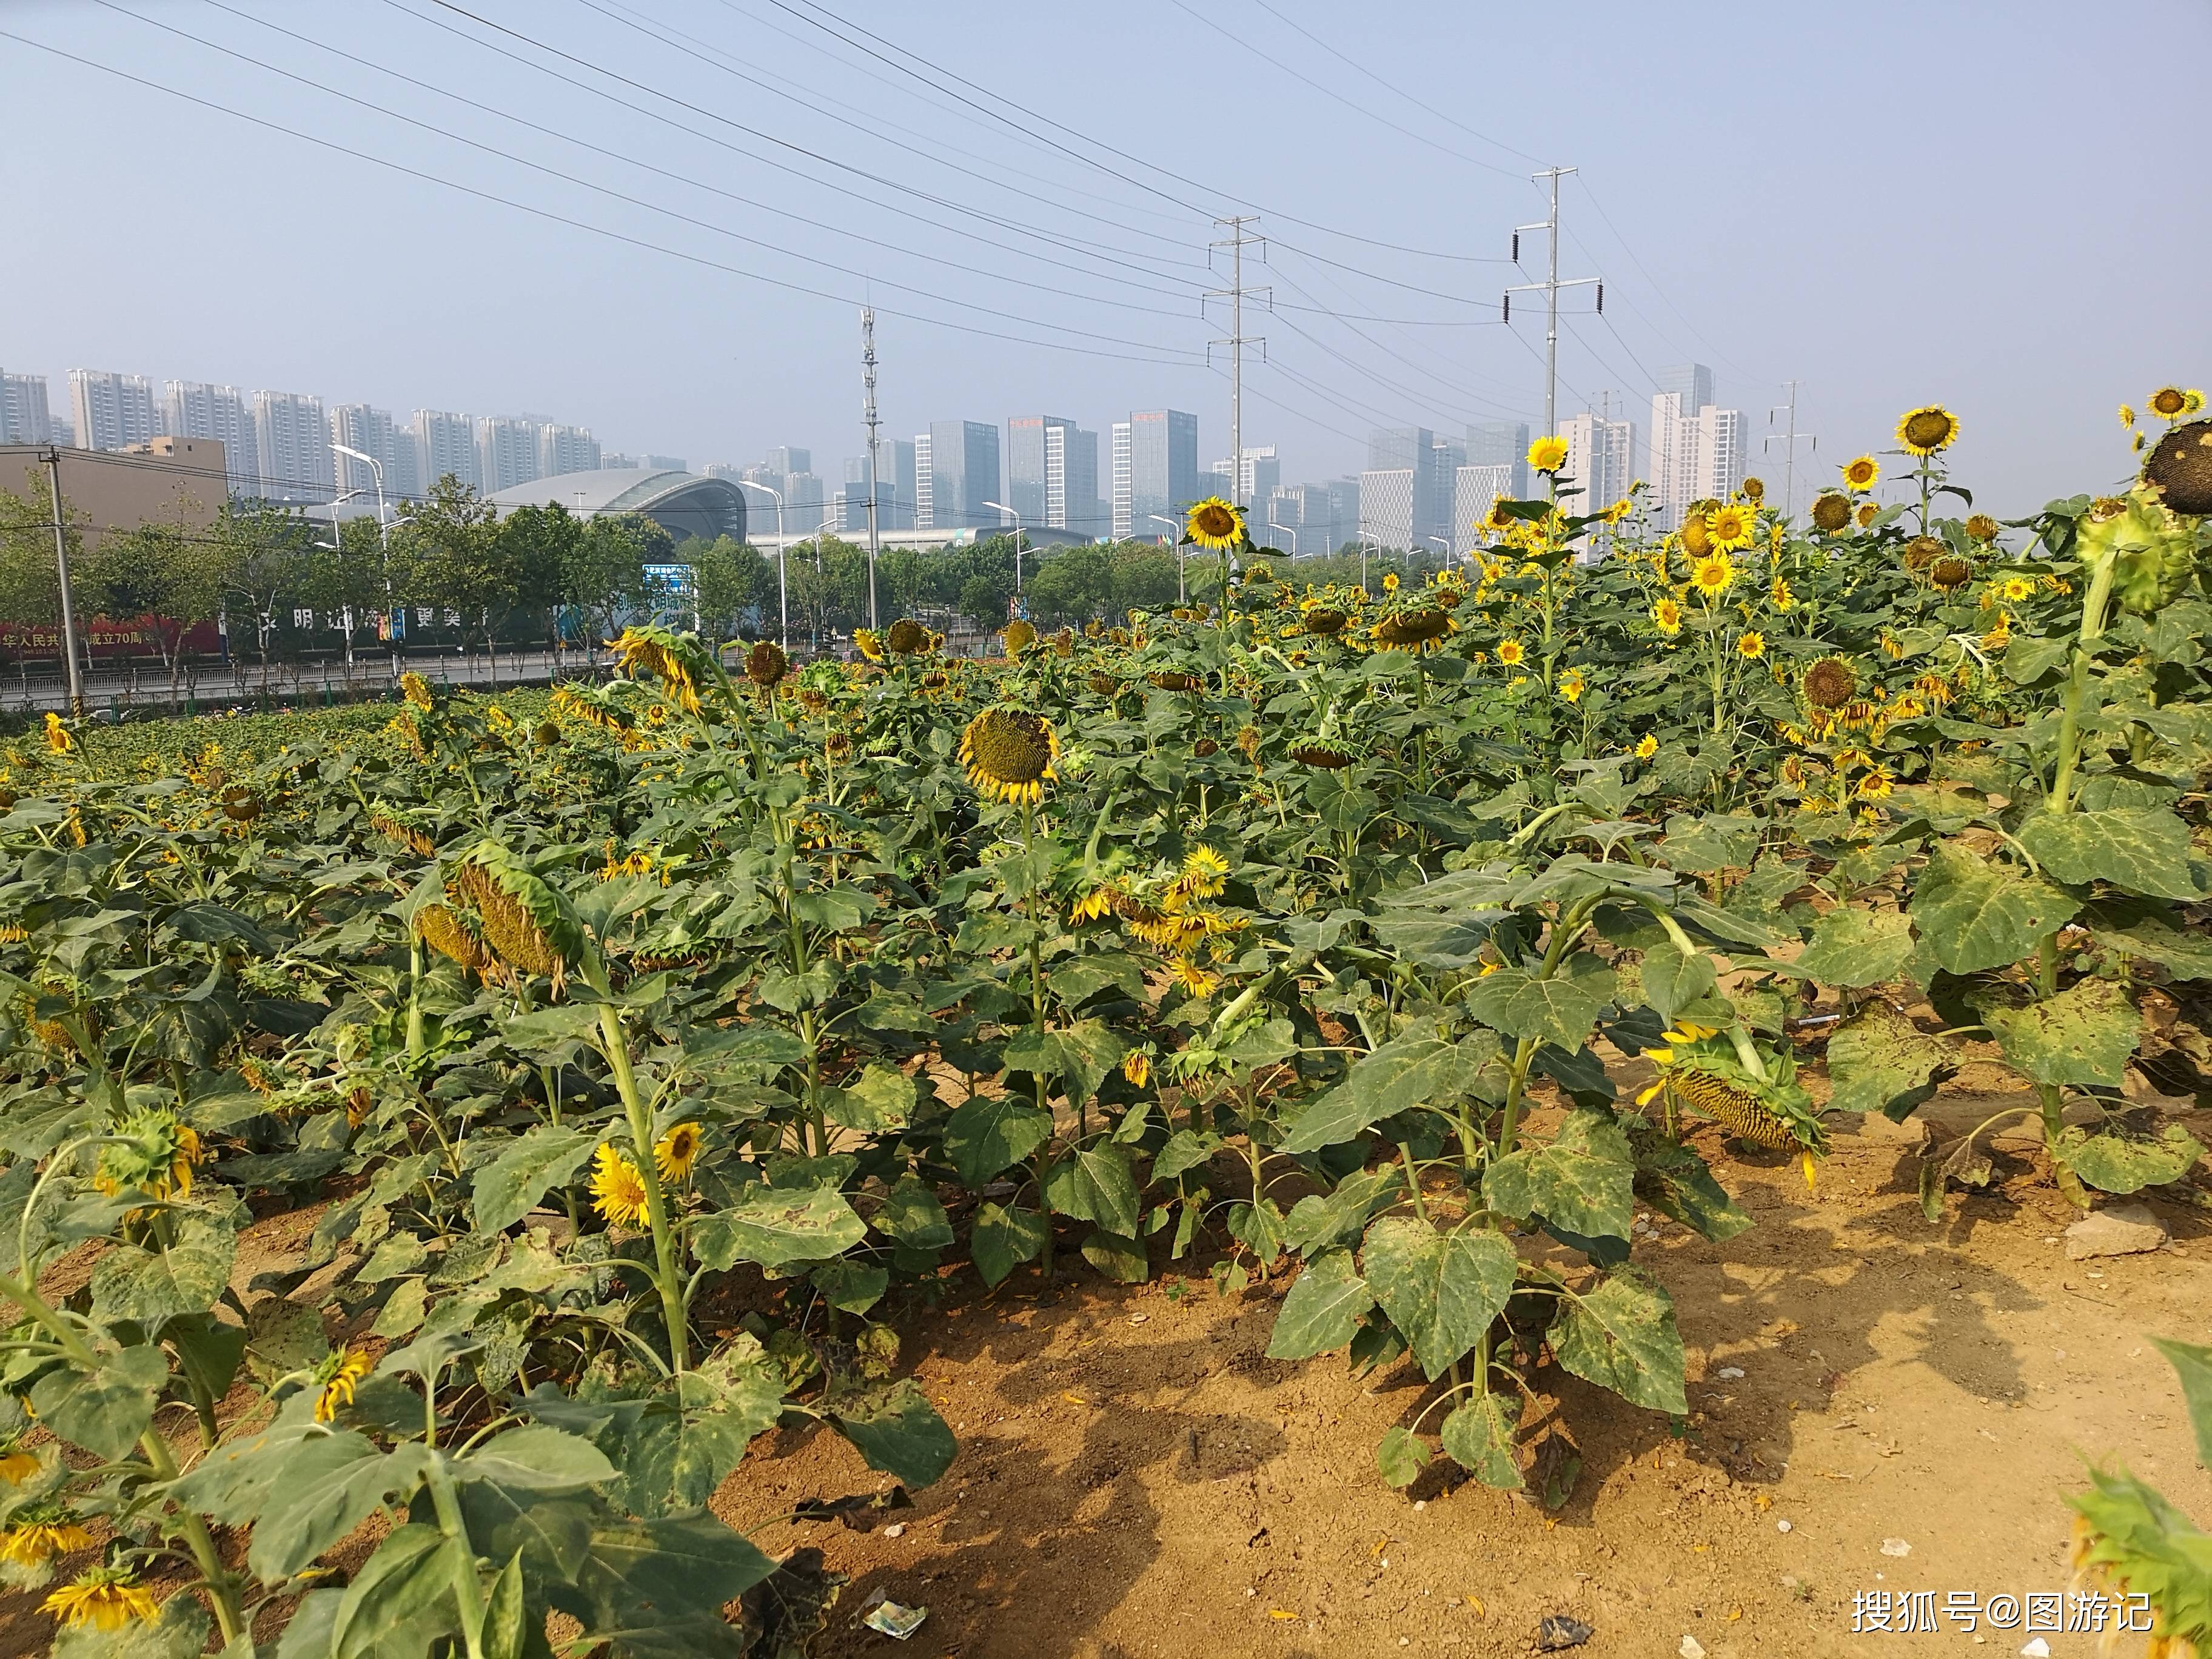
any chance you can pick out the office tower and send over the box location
[0,371,52,444]
[1558,409,1638,546]
[885,437,916,531]
[1212,446,1280,506]
[913,431,933,528]
[1045,423,1098,532]
[833,458,893,534]
[1368,427,1438,545]
[1465,418,1533,499]
[477,417,540,494]
[1453,466,1515,553]
[1122,409,1197,540]
[765,445,809,478]
[1646,366,1743,532]
[926,419,999,531]
[164,381,258,495]
[70,369,158,452]
[1359,469,1416,551]
[537,423,601,479]
[1007,415,1067,523]
[413,410,480,491]
[1193,468,1230,505]
[252,390,333,501]
[330,403,420,502]
[1326,478,1362,553]
[1429,435,1466,549]
[1260,481,1336,555]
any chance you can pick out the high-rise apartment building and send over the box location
[537,423,600,480]
[1429,435,1466,547]
[70,369,158,452]
[923,419,999,531]
[253,390,333,501]
[1559,409,1638,550]
[765,446,809,479]
[1465,419,1533,499]
[1117,409,1197,542]
[641,454,688,473]
[1646,366,1743,531]
[913,431,933,529]
[833,457,894,534]
[1359,469,1417,552]
[163,381,258,495]
[329,403,420,502]
[476,417,540,494]
[413,411,479,492]
[0,372,52,444]
[1260,481,1342,555]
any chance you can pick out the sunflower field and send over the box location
[2,399,2211,1657]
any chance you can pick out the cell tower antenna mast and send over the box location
[1763,380,1818,521]
[1505,166,1596,438]
[1206,215,1269,508]
[862,306,880,630]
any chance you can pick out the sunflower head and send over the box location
[1185,496,1245,551]
[745,639,789,688]
[1678,511,1715,558]
[42,1567,158,1632]
[1706,503,1756,552]
[415,902,494,978]
[1810,492,1852,533]
[1003,618,1038,655]
[400,671,434,711]
[1375,608,1451,649]
[2147,385,2190,420]
[2142,418,2212,516]
[853,628,885,664]
[455,851,581,982]
[1634,733,1658,760]
[590,1144,651,1227]
[959,708,1060,806]
[95,1107,203,1202]
[655,1121,703,1181]
[885,618,930,656]
[1958,514,1999,546]
[1855,503,1879,528]
[1527,434,1571,475]
[1289,735,1355,769]
[1304,606,1348,637]
[610,626,705,714]
[312,1346,372,1423]
[1929,555,1972,592]
[1895,406,1959,457]
[1557,668,1586,702]
[1652,598,1683,636]
[1741,476,1766,503]
[533,720,561,746]
[1803,657,1857,709]
[42,712,72,756]
[1736,631,1766,660]
[1148,669,1199,692]
[1496,638,1526,666]
[1691,554,1736,597]
[1903,534,1944,572]
[1842,455,1881,492]
[0,1503,96,1567]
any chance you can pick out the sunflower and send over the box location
[1810,492,1852,533]
[2000,574,2036,603]
[590,1145,651,1227]
[415,903,494,977]
[1375,609,1451,649]
[745,640,789,688]
[959,708,1060,806]
[1840,457,1880,494]
[1558,668,1586,703]
[1496,638,1526,666]
[1770,577,1796,612]
[1177,845,1231,899]
[42,1568,158,1632]
[1740,476,1765,503]
[1895,406,1959,456]
[1185,496,1245,550]
[655,1121,703,1182]
[1855,503,1879,528]
[1635,1025,1826,1184]
[95,1109,202,1202]
[1963,513,2001,544]
[1170,957,1220,997]
[1525,434,1571,475]
[610,628,702,714]
[1931,556,1972,592]
[1304,606,1348,636]
[1736,631,1766,660]
[2147,386,2190,420]
[1289,736,1355,768]
[1651,598,1683,636]
[1002,618,1038,655]
[1903,535,1944,572]
[0,1506,97,1567]
[1634,733,1658,760]
[1690,555,1735,597]
[1483,496,1518,534]
[1803,657,1857,709]
[1678,512,1715,558]
[312,1347,372,1424]
[886,618,930,655]
[0,1438,38,1484]
[400,670,434,711]
[2119,404,2137,429]
[43,712,71,755]
[1122,1051,1151,1089]
[1706,503,1756,552]
[2143,418,2212,515]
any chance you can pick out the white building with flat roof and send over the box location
[70,369,158,452]
[0,371,52,444]
[253,390,333,501]
[163,381,257,495]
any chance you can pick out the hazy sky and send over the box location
[4,0,2206,516]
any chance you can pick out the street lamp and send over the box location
[1147,514,1185,602]
[1357,530,1381,593]
[1423,535,1450,575]
[1269,511,1302,560]
[329,442,398,677]
[982,501,1025,594]
[731,479,787,652]
[807,514,834,653]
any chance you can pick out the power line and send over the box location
[0,27,1205,368]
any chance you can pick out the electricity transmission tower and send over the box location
[1205,216,1269,508]
[1763,381,1818,520]
[1505,166,1597,439]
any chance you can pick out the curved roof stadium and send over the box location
[483,468,745,544]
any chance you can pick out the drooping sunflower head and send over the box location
[1003,618,1038,655]
[95,1107,203,1202]
[745,639,789,688]
[1855,502,1880,528]
[1148,669,1199,692]
[1289,735,1355,769]
[43,712,72,755]
[610,626,705,714]
[312,1346,372,1424]
[1691,554,1736,597]
[885,618,930,657]
[1963,513,2001,545]
[1736,631,1766,660]
[1557,668,1586,702]
[0,1502,96,1567]
[1706,503,1757,552]
[1483,496,1518,534]
[1842,454,1881,492]
[1931,556,1972,592]
[1741,475,1766,503]
[400,671,434,711]
[590,1144,650,1227]
[1803,656,1857,709]
[959,708,1059,806]
[1527,434,1571,475]
[1903,534,1945,572]
[41,1567,159,1633]
[853,628,885,664]
[1304,606,1349,637]
[1895,406,1959,457]
[1052,627,1075,659]
[1811,492,1852,533]
[371,809,438,859]
[1177,843,1231,899]
[456,851,581,982]
[1375,608,1451,649]
[2142,418,2212,516]
[655,1121,703,1181]
[1678,511,1715,558]
[415,902,494,977]
[1185,496,1245,551]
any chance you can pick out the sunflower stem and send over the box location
[594,1002,689,1373]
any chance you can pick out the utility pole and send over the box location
[42,449,84,717]
[1206,216,1269,508]
[861,306,882,630]
[1763,381,1818,520]
[1505,166,1596,439]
